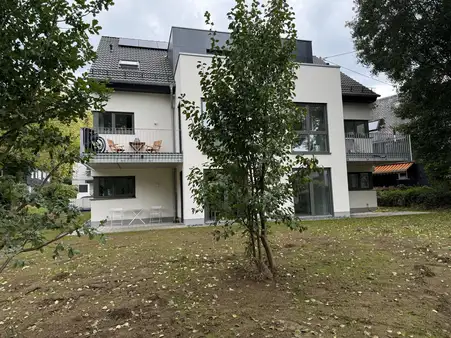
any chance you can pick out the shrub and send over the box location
[377,186,451,209]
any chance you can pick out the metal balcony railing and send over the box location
[80,127,182,164]
[345,131,412,162]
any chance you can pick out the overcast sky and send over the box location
[90,0,396,98]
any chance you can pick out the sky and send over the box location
[89,0,397,98]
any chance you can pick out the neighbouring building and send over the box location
[81,27,413,226]
[70,163,93,211]
[371,95,428,187]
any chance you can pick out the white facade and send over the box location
[84,31,409,226]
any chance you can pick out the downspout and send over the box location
[170,83,176,153]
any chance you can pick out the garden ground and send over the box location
[1,212,451,337]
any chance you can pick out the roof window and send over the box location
[119,60,140,70]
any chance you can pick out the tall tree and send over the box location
[180,0,318,276]
[348,0,451,183]
[0,0,113,273]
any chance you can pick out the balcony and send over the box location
[345,132,412,162]
[80,127,182,167]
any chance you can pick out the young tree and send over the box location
[0,0,113,273]
[180,0,318,276]
[348,0,451,183]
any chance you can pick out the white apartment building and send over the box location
[82,27,412,226]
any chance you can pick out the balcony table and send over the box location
[129,141,145,152]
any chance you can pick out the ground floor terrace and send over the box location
[2,212,450,337]
[88,162,385,227]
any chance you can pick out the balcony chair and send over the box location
[146,140,162,153]
[107,139,125,153]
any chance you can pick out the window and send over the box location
[293,103,329,153]
[94,176,135,199]
[95,112,134,134]
[78,184,88,193]
[348,172,373,191]
[294,169,333,216]
[344,120,369,137]
[119,60,140,70]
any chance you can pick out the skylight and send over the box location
[119,60,140,70]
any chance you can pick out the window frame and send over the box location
[347,172,373,191]
[344,120,370,137]
[293,103,329,154]
[94,111,135,134]
[78,184,88,193]
[93,176,136,199]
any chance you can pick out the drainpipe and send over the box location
[169,83,176,153]
[408,135,413,162]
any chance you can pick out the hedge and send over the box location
[377,186,451,209]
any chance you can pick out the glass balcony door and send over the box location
[294,169,333,216]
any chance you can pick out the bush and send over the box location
[377,186,451,209]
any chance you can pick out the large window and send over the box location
[348,172,373,191]
[294,169,333,216]
[344,120,369,137]
[95,112,134,134]
[293,103,329,153]
[94,176,135,199]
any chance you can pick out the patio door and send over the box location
[294,169,333,216]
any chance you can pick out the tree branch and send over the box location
[20,231,72,253]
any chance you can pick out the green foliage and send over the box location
[180,0,318,276]
[348,0,451,183]
[377,186,451,209]
[0,0,113,273]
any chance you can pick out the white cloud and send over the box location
[373,84,397,98]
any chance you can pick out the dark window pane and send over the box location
[294,134,309,152]
[294,182,311,215]
[99,178,114,197]
[360,173,370,189]
[349,173,359,190]
[309,134,327,152]
[114,177,135,196]
[312,170,332,215]
[99,113,112,130]
[344,120,355,136]
[309,105,326,131]
[115,113,133,130]
[78,184,88,193]
[355,121,367,136]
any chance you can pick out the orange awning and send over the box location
[373,162,414,175]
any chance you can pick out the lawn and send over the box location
[1,213,451,337]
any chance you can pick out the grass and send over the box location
[1,212,451,337]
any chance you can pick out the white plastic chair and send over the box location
[110,208,124,226]
[150,206,162,223]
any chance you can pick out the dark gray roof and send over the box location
[312,56,379,98]
[89,36,174,86]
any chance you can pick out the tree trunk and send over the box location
[261,233,275,274]
[259,212,275,273]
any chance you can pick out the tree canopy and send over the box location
[180,0,318,276]
[0,0,113,273]
[348,0,451,183]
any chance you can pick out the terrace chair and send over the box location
[107,139,125,153]
[146,140,162,153]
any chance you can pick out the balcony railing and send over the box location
[345,132,412,162]
[80,127,182,164]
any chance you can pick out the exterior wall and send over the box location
[102,91,176,152]
[348,191,377,212]
[347,162,377,212]
[343,102,372,120]
[90,168,175,224]
[72,163,92,199]
[176,54,350,222]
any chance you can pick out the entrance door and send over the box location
[294,169,333,216]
